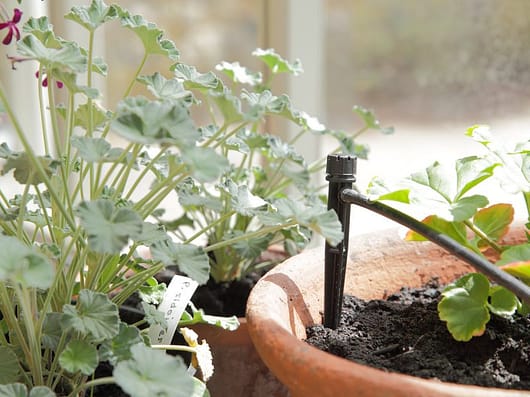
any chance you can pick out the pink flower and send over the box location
[0,8,22,45]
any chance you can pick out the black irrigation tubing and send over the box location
[340,189,530,307]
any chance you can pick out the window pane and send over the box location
[105,0,260,112]
[326,0,530,126]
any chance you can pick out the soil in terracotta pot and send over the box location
[306,279,530,391]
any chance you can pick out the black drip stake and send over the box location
[324,154,356,329]
[323,155,530,329]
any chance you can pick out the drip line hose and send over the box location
[340,189,530,306]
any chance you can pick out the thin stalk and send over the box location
[184,211,236,244]
[523,191,530,223]
[47,332,70,389]
[133,165,188,218]
[122,52,148,99]
[69,376,115,397]
[93,142,135,195]
[34,185,58,244]
[14,284,44,385]
[124,146,168,200]
[205,221,295,253]
[152,345,197,353]
[463,220,503,253]
[110,263,164,306]
[0,86,78,233]
[0,286,32,363]
[212,121,248,149]
[36,69,51,155]
[111,143,143,200]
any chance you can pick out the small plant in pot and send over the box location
[246,127,530,397]
[0,0,394,395]
[366,125,530,341]
[305,126,530,390]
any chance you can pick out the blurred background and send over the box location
[2,0,530,231]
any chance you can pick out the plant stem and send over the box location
[151,345,197,353]
[15,284,44,385]
[70,376,115,397]
[184,210,236,244]
[205,221,296,252]
[463,220,503,253]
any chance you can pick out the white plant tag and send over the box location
[148,275,198,345]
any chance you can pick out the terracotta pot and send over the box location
[246,228,530,397]
[191,318,288,397]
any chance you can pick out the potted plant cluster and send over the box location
[247,126,530,396]
[0,0,393,395]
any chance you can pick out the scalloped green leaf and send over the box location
[172,63,219,90]
[269,198,343,246]
[98,322,144,365]
[449,194,488,222]
[181,305,239,331]
[438,273,490,341]
[208,87,243,124]
[368,178,410,203]
[17,34,87,73]
[65,0,118,32]
[0,347,21,384]
[488,286,518,318]
[405,215,468,246]
[473,203,514,243]
[119,13,179,60]
[29,387,56,397]
[455,156,499,200]
[180,147,229,183]
[61,289,120,341]
[497,245,530,266]
[150,242,209,285]
[252,48,303,75]
[0,384,55,397]
[215,61,262,85]
[352,105,394,134]
[1,152,58,185]
[59,340,98,375]
[499,261,530,284]
[220,180,268,216]
[141,302,167,328]
[71,136,111,162]
[42,312,63,350]
[77,199,143,254]
[137,73,192,102]
[112,97,198,147]
[114,344,194,397]
[0,235,54,289]
[73,102,110,130]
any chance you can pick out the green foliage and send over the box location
[0,0,391,393]
[113,344,194,397]
[438,273,490,341]
[374,128,530,342]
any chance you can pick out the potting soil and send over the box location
[306,280,530,390]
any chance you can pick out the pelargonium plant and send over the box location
[371,126,530,342]
[0,0,392,395]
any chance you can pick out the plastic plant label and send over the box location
[148,275,198,345]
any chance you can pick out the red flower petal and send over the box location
[2,29,13,45]
[12,9,22,24]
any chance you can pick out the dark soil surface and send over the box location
[156,267,265,317]
[306,280,530,390]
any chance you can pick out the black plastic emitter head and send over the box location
[324,154,356,329]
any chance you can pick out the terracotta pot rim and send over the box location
[246,227,530,397]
